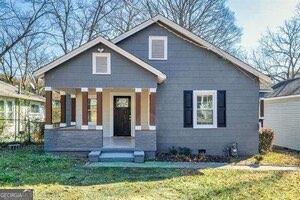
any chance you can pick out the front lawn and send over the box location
[0,146,299,200]
[234,148,300,166]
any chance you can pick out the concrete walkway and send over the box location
[86,161,300,171]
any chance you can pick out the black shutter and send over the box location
[184,90,193,127]
[217,90,226,127]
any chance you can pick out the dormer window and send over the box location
[92,53,111,74]
[149,36,168,60]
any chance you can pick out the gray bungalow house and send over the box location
[34,15,270,160]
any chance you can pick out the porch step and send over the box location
[101,148,134,153]
[99,152,134,162]
[89,148,145,163]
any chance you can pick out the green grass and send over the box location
[233,149,300,166]
[0,146,299,200]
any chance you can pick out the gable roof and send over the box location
[34,36,166,83]
[0,81,45,102]
[112,15,271,84]
[265,78,300,99]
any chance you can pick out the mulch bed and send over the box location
[156,153,230,163]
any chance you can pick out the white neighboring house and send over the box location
[0,81,45,139]
[264,78,300,151]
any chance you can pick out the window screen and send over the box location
[95,56,108,74]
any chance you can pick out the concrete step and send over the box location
[88,151,101,162]
[101,148,134,153]
[99,152,134,162]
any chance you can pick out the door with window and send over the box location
[114,96,131,136]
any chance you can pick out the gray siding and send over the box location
[44,44,157,89]
[135,130,157,151]
[264,98,300,151]
[118,24,260,156]
[44,129,103,151]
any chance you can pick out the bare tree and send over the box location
[48,0,77,54]
[1,49,18,84]
[142,0,242,53]
[252,17,300,82]
[75,0,120,42]
[16,35,49,90]
[0,0,48,59]
[1,30,49,88]
[48,0,119,54]
[107,0,148,37]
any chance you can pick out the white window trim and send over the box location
[92,53,111,74]
[193,90,217,129]
[148,36,168,60]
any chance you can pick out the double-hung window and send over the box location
[149,36,168,60]
[92,53,111,74]
[193,90,217,128]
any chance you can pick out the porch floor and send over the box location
[103,137,135,149]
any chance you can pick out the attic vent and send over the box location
[92,53,111,74]
[149,36,167,60]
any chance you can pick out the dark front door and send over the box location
[114,96,131,136]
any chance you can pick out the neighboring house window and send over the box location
[88,98,97,125]
[193,90,217,128]
[6,100,13,119]
[0,100,4,119]
[259,99,264,119]
[92,53,111,74]
[30,104,40,114]
[149,36,168,60]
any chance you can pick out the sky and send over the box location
[228,0,299,51]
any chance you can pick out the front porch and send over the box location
[43,87,157,157]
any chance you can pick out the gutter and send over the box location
[263,94,300,101]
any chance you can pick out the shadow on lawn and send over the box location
[0,146,204,186]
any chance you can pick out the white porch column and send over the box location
[81,88,88,130]
[59,91,67,127]
[71,94,76,126]
[96,88,103,130]
[149,88,156,130]
[135,88,142,130]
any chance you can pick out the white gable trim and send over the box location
[34,36,166,83]
[112,15,271,84]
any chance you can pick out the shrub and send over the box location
[169,146,177,155]
[178,147,192,156]
[259,128,274,153]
